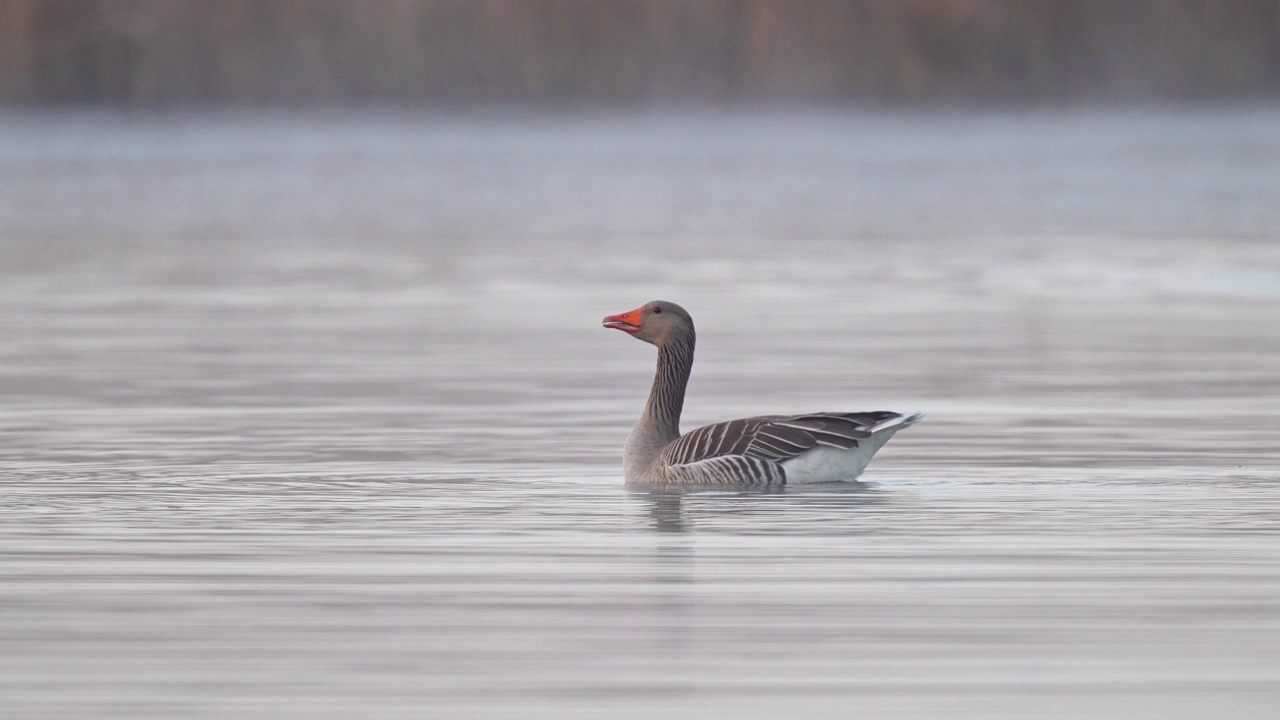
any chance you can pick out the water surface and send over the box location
[2,108,1279,719]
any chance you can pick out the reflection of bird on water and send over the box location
[629,483,883,535]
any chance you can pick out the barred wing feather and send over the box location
[660,411,915,483]
[664,454,786,485]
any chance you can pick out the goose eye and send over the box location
[652,306,662,314]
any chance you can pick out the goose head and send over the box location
[602,300,693,347]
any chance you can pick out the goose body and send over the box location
[604,301,921,486]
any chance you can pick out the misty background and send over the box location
[2,0,1278,106]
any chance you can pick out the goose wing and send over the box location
[662,411,912,475]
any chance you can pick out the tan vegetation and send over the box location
[2,0,1277,105]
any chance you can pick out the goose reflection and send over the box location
[628,481,885,535]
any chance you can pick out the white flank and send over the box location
[780,411,922,484]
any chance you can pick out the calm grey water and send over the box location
[2,107,1280,719]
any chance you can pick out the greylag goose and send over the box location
[603,301,921,485]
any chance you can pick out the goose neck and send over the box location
[640,331,695,441]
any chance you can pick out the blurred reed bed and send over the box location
[0,0,1277,106]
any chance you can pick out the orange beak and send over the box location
[602,306,644,334]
